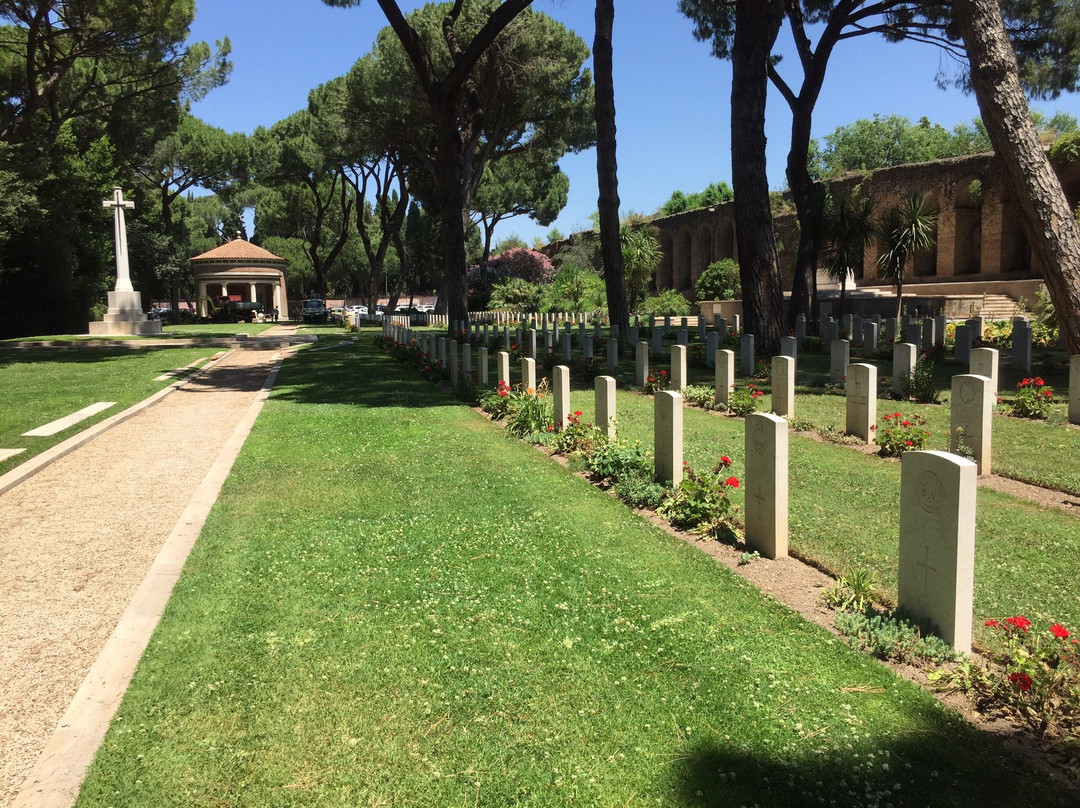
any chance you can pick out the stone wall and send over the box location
[648,151,1080,306]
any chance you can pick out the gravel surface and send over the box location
[0,348,279,807]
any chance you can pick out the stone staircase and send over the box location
[977,294,1023,321]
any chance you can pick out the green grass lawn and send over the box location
[0,347,214,475]
[74,339,1077,807]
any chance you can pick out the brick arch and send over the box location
[716,219,736,261]
[656,231,674,290]
[997,188,1032,274]
[673,228,692,294]
[691,225,713,292]
[912,192,940,278]
[952,179,983,276]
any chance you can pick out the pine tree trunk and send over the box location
[730,0,786,356]
[953,0,1080,353]
[594,0,629,339]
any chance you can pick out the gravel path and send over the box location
[0,348,281,807]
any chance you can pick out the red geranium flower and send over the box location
[573,411,583,417]
[985,618,999,628]
[1005,615,1032,632]
[720,455,732,467]
[1050,623,1070,639]
[1009,672,1033,691]
[724,476,739,488]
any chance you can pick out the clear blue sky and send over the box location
[187,0,1080,246]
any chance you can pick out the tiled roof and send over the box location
[190,238,285,263]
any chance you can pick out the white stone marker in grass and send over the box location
[1011,318,1032,373]
[479,347,489,386]
[449,340,459,388]
[671,344,688,391]
[677,328,688,346]
[522,357,537,392]
[922,318,935,352]
[771,355,795,418]
[562,333,572,363]
[463,345,472,381]
[732,314,741,332]
[553,365,571,430]
[892,342,917,396]
[629,326,639,344]
[830,338,849,384]
[654,390,684,486]
[903,321,922,354]
[954,324,972,365]
[845,363,877,443]
[740,333,755,377]
[716,317,728,338]
[744,412,788,559]
[438,337,447,368]
[862,320,879,355]
[595,375,616,438]
[898,450,976,654]
[795,314,806,343]
[1071,355,1080,426]
[528,328,538,359]
[635,341,649,387]
[497,351,510,386]
[715,349,735,406]
[969,347,999,395]
[780,336,797,361]
[934,315,947,349]
[706,331,719,368]
[652,328,663,358]
[950,374,993,475]
[607,338,619,371]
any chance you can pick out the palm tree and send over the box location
[620,223,662,312]
[876,191,938,324]
[820,189,875,324]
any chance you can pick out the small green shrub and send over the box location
[613,471,668,511]
[695,258,741,301]
[504,380,553,438]
[873,411,929,457]
[640,289,691,317]
[657,456,740,537]
[480,380,514,420]
[551,412,609,456]
[902,357,940,403]
[727,383,764,417]
[1011,376,1054,419]
[643,368,670,394]
[682,384,718,409]
[835,610,959,665]
[821,568,878,612]
[587,439,652,483]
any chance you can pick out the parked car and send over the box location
[220,301,264,323]
[149,307,172,322]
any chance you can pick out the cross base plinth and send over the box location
[88,290,162,335]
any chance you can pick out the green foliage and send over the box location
[1049,130,1080,166]
[902,357,941,403]
[934,616,1080,738]
[503,379,553,438]
[820,188,874,302]
[658,180,733,215]
[586,439,652,483]
[726,383,764,417]
[822,568,879,613]
[681,384,718,409]
[541,265,605,314]
[874,411,930,457]
[657,456,739,538]
[620,224,662,311]
[551,411,609,456]
[836,611,959,665]
[612,470,668,511]
[1012,376,1055,419]
[638,289,690,317]
[489,277,542,312]
[642,369,669,395]
[695,258,741,301]
[876,191,938,322]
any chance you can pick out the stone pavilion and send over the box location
[189,234,289,319]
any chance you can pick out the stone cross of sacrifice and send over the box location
[102,187,135,293]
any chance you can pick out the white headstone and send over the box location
[969,347,999,394]
[635,341,649,387]
[706,331,720,368]
[740,333,755,377]
[671,344,688,391]
[553,365,571,430]
[562,333,572,363]
[893,342,917,397]
[449,341,460,388]
[771,355,795,418]
[715,349,735,406]
[479,347,489,386]
[830,339,850,384]
[933,315,947,348]
[596,375,616,438]
[898,450,977,653]
[1011,319,1032,373]
[954,324,972,365]
[654,391,683,485]
[862,320,879,355]
[903,321,922,355]
[845,363,877,443]
[652,328,663,358]
[780,336,797,360]
[744,412,788,559]
[607,338,619,370]
[950,374,993,475]
[522,357,536,392]
[497,351,510,387]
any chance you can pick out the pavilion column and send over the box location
[197,281,207,316]
[249,283,257,303]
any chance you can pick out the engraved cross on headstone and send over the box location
[916,544,938,597]
[102,187,135,293]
